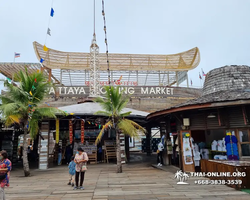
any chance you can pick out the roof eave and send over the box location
[147,99,250,120]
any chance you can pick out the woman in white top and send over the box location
[73,148,88,190]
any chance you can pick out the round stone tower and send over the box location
[202,65,250,96]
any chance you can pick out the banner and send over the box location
[56,119,59,143]
[81,120,84,144]
[69,120,73,144]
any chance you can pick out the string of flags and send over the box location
[40,1,55,64]
[43,102,105,129]
[102,0,114,127]
[26,73,40,128]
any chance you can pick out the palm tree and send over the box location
[174,170,183,182]
[0,69,65,176]
[182,172,189,182]
[95,86,146,173]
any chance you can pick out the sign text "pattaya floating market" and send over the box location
[48,86,174,96]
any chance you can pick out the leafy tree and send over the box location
[0,69,65,176]
[95,86,146,173]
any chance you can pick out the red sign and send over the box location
[69,120,73,144]
[85,81,138,86]
[81,120,85,144]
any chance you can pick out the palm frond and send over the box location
[29,118,39,139]
[125,119,146,134]
[4,114,22,126]
[120,111,131,118]
[34,107,58,119]
[117,119,146,138]
[95,121,112,145]
[117,97,130,114]
[0,103,21,116]
[94,111,112,116]
[117,119,139,138]
[0,68,60,138]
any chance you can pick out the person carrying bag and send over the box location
[73,148,88,190]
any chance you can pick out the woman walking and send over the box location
[74,148,88,190]
[0,150,12,200]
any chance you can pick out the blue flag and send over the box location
[50,8,54,17]
[40,58,44,63]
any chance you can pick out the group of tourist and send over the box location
[0,147,89,200]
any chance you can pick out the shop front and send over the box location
[38,101,148,169]
[147,65,250,189]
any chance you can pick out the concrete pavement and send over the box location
[4,162,250,200]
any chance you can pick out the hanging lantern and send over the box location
[69,120,73,144]
[81,120,85,144]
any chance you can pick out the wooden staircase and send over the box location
[104,141,116,163]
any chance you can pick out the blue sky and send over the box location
[0,0,250,88]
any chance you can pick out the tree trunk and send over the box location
[22,122,30,177]
[116,129,122,173]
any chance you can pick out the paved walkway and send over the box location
[5,163,250,200]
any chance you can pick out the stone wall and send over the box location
[203,65,250,96]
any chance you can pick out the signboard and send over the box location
[85,81,137,86]
[48,86,174,97]
[177,71,188,85]
[73,142,96,155]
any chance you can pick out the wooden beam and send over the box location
[217,108,221,126]
[242,105,248,125]
[48,68,52,82]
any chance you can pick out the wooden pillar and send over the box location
[48,68,52,82]
[125,136,130,161]
[146,126,152,156]
[120,132,126,164]
[39,121,49,170]
[12,130,18,165]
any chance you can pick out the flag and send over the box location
[202,69,206,76]
[50,8,54,17]
[191,79,193,86]
[47,28,51,36]
[15,53,20,58]
[43,45,48,52]
[29,91,33,96]
[199,73,202,80]
[40,58,44,63]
